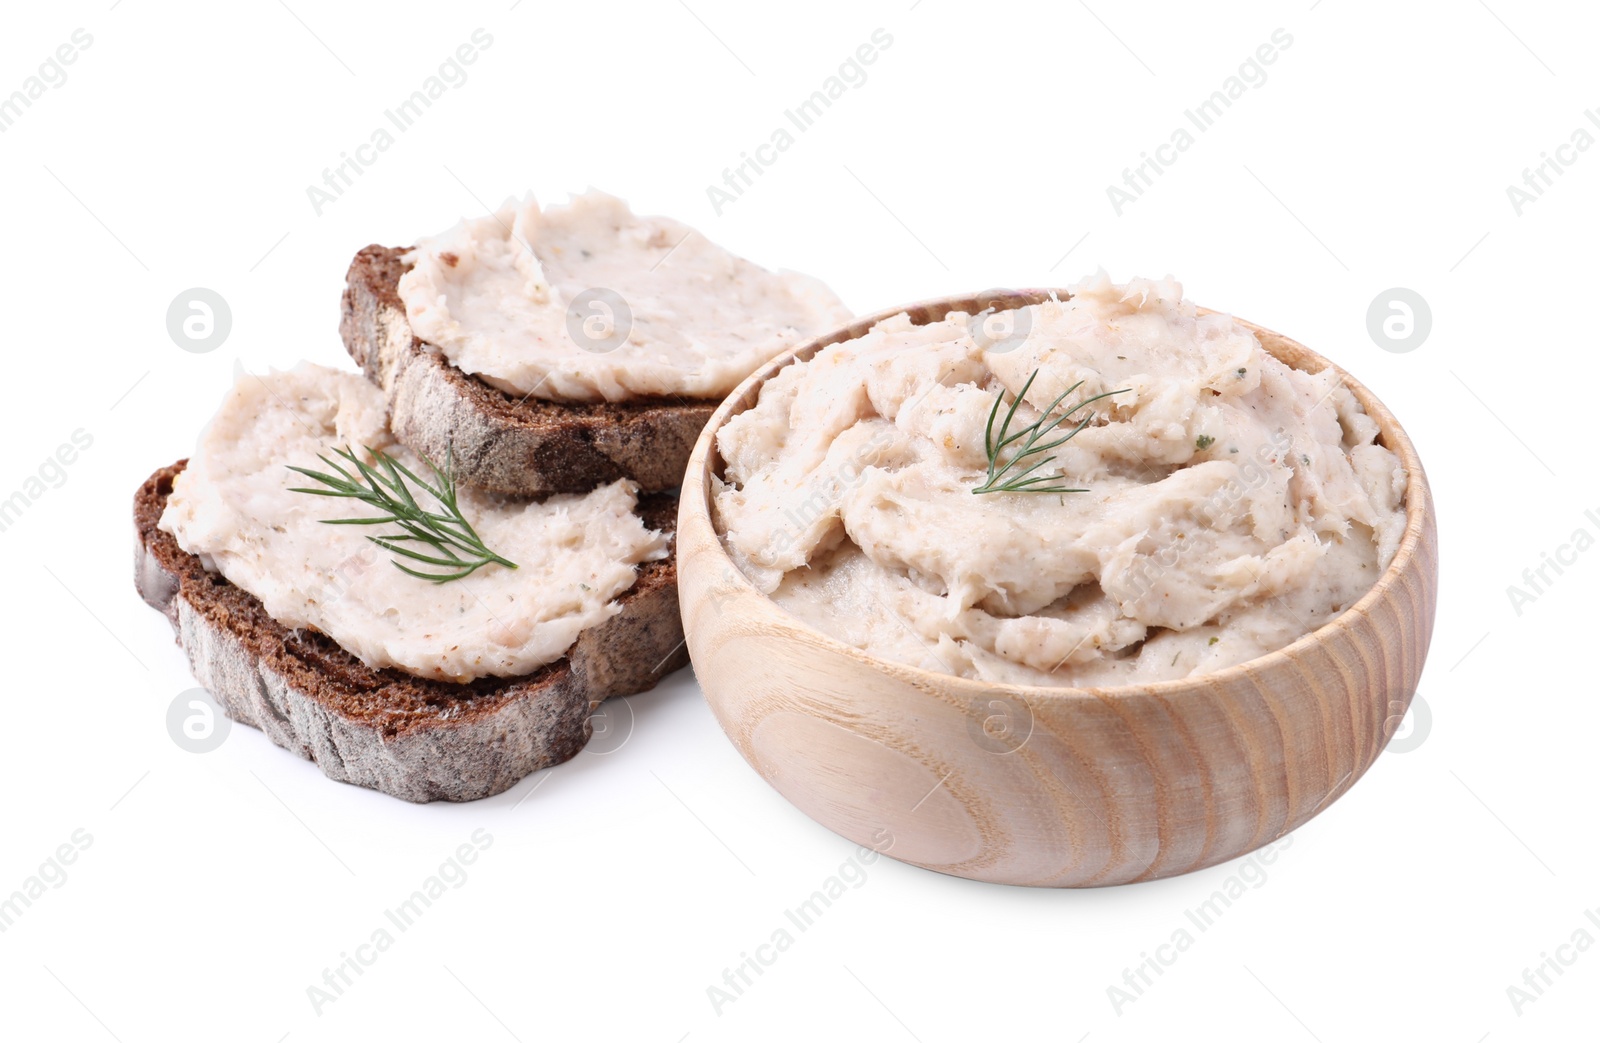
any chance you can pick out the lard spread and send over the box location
[160,364,667,682]
[713,274,1407,686]
[398,190,851,403]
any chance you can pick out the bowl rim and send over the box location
[685,287,1435,700]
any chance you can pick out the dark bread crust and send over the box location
[340,245,717,496]
[134,461,688,803]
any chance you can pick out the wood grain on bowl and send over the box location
[677,292,1438,887]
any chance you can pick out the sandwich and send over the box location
[135,364,686,801]
[341,189,851,496]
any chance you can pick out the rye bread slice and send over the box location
[340,245,717,497]
[134,461,688,803]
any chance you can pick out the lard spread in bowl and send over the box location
[712,273,1407,687]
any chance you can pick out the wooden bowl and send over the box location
[677,290,1438,887]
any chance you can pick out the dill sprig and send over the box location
[287,445,517,582]
[972,370,1128,495]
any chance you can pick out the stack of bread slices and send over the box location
[135,190,848,801]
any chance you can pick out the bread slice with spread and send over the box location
[134,364,686,802]
[341,190,850,496]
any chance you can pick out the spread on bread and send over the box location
[713,273,1407,686]
[159,364,668,683]
[398,190,851,403]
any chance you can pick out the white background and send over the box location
[1,0,1594,1039]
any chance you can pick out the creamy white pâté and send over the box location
[398,190,851,403]
[713,274,1408,686]
[159,363,667,682]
